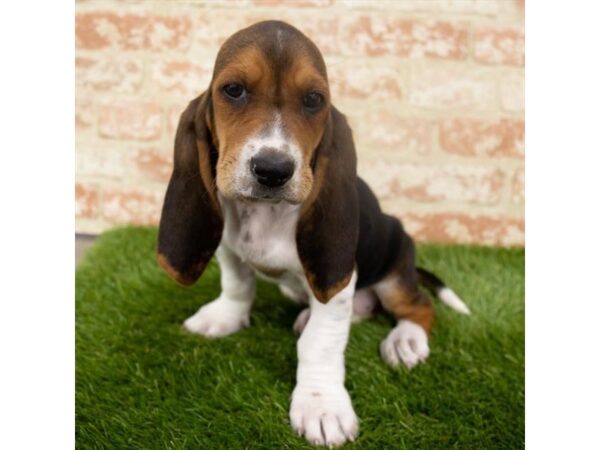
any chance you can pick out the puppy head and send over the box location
[208,21,330,204]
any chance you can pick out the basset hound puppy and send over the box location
[157,20,469,447]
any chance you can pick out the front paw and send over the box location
[380,320,430,369]
[183,297,250,338]
[290,385,359,447]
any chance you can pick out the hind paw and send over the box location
[380,320,430,369]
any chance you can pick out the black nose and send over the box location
[250,149,295,188]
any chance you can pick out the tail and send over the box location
[417,267,470,315]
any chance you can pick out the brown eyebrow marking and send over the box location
[213,45,271,89]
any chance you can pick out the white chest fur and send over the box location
[219,196,304,278]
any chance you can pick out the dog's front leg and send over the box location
[290,272,359,446]
[183,245,255,338]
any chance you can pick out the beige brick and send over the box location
[102,188,164,225]
[75,98,95,130]
[293,16,340,55]
[76,56,144,93]
[409,65,496,110]
[75,218,112,236]
[426,0,501,15]
[329,62,404,100]
[76,144,129,181]
[253,0,334,6]
[192,0,252,8]
[512,167,524,205]
[339,15,468,59]
[76,11,192,51]
[400,212,524,246]
[190,0,250,5]
[338,0,500,15]
[500,73,525,112]
[150,59,213,97]
[499,0,525,18]
[98,101,162,141]
[360,161,505,205]
[194,11,251,51]
[440,118,524,158]
[474,26,525,66]
[75,183,99,219]
[133,148,173,183]
[355,111,434,154]
[77,144,173,184]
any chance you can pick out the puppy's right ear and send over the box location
[157,92,223,286]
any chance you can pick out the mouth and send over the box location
[242,193,281,203]
[244,186,286,203]
[231,185,301,205]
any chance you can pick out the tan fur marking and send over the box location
[307,271,352,303]
[197,139,221,213]
[299,154,329,218]
[156,253,199,287]
[377,278,435,333]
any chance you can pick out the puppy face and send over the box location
[208,22,330,204]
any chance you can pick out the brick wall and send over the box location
[75,0,524,246]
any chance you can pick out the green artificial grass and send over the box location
[76,227,524,449]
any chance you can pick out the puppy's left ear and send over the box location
[297,107,359,303]
[157,92,223,286]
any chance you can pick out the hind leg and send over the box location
[352,288,379,322]
[375,274,434,369]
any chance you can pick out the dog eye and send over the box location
[302,92,324,111]
[222,83,246,99]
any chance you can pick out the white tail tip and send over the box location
[438,287,471,315]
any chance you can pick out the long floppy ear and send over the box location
[297,107,359,303]
[157,92,223,286]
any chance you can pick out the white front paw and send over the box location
[183,297,250,338]
[380,320,430,369]
[290,385,359,447]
